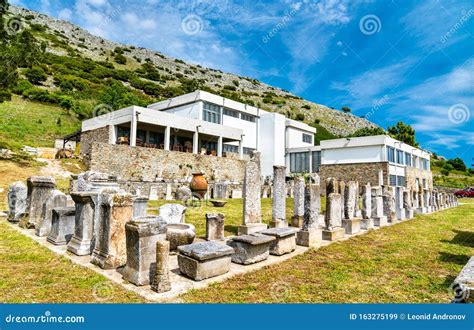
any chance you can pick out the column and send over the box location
[130,110,137,147]
[109,125,117,144]
[164,126,170,151]
[308,150,313,173]
[238,135,244,160]
[217,136,223,157]
[193,128,199,154]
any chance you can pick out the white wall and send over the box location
[162,102,201,120]
[259,112,286,177]
[286,127,314,149]
[322,145,384,165]
[222,114,258,149]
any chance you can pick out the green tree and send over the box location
[98,80,145,110]
[447,157,467,172]
[349,127,386,137]
[341,106,351,113]
[387,121,419,147]
[25,66,47,84]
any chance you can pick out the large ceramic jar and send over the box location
[190,172,208,199]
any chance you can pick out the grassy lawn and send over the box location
[148,198,327,237]
[181,200,474,303]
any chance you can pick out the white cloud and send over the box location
[58,8,72,21]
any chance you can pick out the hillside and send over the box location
[1,5,377,143]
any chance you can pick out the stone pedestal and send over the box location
[132,196,149,219]
[227,234,275,265]
[7,181,28,223]
[360,218,374,230]
[205,213,225,240]
[47,206,75,245]
[296,228,322,247]
[271,166,287,228]
[177,241,234,281]
[36,190,68,237]
[291,176,305,228]
[396,207,406,221]
[24,176,56,229]
[291,216,304,228]
[240,152,263,235]
[151,240,171,293]
[67,192,96,256]
[122,216,166,286]
[91,193,134,269]
[260,227,297,256]
[269,219,288,228]
[415,207,427,214]
[342,218,361,235]
[238,223,268,235]
[373,216,388,227]
[322,227,345,241]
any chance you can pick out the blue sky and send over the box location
[12,0,474,166]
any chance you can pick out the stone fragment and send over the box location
[132,196,148,219]
[452,256,474,303]
[91,193,133,269]
[205,213,225,240]
[176,186,192,204]
[231,189,242,199]
[339,180,346,219]
[343,181,357,220]
[177,241,234,281]
[322,193,345,241]
[227,234,275,265]
[213,182,228,199]
[360,183,373,230]
[165,183,173,200]
[7,181,28,223]
[47,206,75,245]
[122,216,167,286]
[151,240,171,293]
[239,152,267,235]
[165,223,195,250]
[67,192,96,256]
[382,187,397,223]
[259,227,297,256]
[36,189,68,237]
[371,187,387,227]
[291,176,305,228]
[159,203,186,224]
[270,166,287,228]
[23,176,56,229]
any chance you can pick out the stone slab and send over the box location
[373,216,388,227]
[322,227,345,241]
[227,234,275,265]
[178,241,234,262]
[342,218,361,235]
[238,223,268,235]
[296,229,322,247]
[178,254,232,281]
[360,218,375,230]
[259,227,298,238]
[269,220,288,228]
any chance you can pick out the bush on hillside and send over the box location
[24,66,48,85]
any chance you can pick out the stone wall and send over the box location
[406,166,433,190]
[89,142,247,184]
[80,126,112,165]
[319,162,389,192]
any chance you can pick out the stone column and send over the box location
[342,181,360,234]
[193,128,199,154]
[416,189,426,214]
[382,187,396,224]
[324,178,339,228]
[291,176,305,228]
[296,183,322,247]
[22,176,56,229]
[205,213,225,240]
[7,181,28,223]
[354,182,362,218]
[122,216,166,286]
[371,186,387,227]
[322,193,345,241]
[151,240,171,293]
[238,138,243,160]
[394,187,405,221]
[91,193,134,269]
[403,189,414,219]
[217,136,223,157]
[360,183,374,230]
[164,126,170,151]
[339,180,346,220]
[36,189,68,237]
[270,166,287,228]
[133,196,149,219]
[47,206,76,246]
[67,192,96,256]
[238,152,267,235]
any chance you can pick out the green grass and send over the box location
[0,96,81,150]
[312,123,339,145]
[148,198,327,238]
[181,200,474,303]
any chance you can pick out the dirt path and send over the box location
[38,158,73,178]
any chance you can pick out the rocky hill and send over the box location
[7,5,378,137]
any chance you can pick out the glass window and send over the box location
[148,131,161,144]
[405,152,412,166]
[117,126,130,139]
[413,156,418,168]
[397,176,405,187]
[241,113,256,122]
[396,149,404,164]
[302,133,312,144]
[223,108,239,118]
[389,175,397,186]
[290,152,310,173]
[223,144,238,153]
[203,102,221,124]
[137,129,146,143]
[312,151,321,173]
[387,147,395,163]
[422,178,427,188]
[243,147,255,155]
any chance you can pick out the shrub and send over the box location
[114,53,127,65]
[296,113,305,121]
[0,90,12,103]
[301,104,310,109]
[24,66,48,85]
[12,80,34,95]
[314,118,321,124]
[341,106,351,113]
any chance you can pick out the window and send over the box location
[421,158,429,170]
[422,178,427,189]
[405,152,412,166]
[397,176,406,187]
[413,156,418,168]
[203,102,221,124]
[387,147,395,163]
[396,149,404,164]
[290,152,310,173]
[137,129,146,144]
[312,151,321,173]
[223,108,239,118]
[148,131,161,144]
[243,147,255,155]
[302,133,312,144]
[389,175,397,186]
[117,126,130,138]
[241,113,256,122]
[223,144,238,153]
